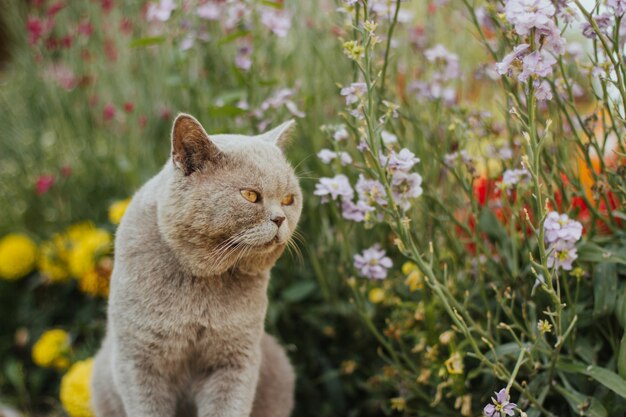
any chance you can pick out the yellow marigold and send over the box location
[32,329,70,370]
[68,229,111,279]
[0,234,37,281]
[60,358,95,417]
[368,288,385,304]
[79,265,111,298]
[38,237,70,283]
[108,198,131,225]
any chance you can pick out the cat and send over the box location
[91,113,301,417]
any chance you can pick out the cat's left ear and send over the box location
[171,113,223,176]
[258,120,296,150]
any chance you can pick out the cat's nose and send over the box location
[271,216,285,228]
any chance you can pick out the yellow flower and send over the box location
[404,270,423,291]
[390,397,406,411]
[38,237,70,283]
[340,360,357,375]
[368,288,385,304]
[32,329,70,370]
[68,228,111,279]
[401,261,418,275]
[538,319,553,334]
[445,352,464,375]
[108,198,131,225]
[60,358,95,417]
[0,234,37,280]
[79,265,111,298]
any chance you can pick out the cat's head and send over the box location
[157,113,302,277]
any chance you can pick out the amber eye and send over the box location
[241,189,260,203]
[281,194,295,206]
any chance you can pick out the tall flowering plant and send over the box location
[314,0,626,415]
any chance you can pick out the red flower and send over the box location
[104,39,117,61]
[47,2,65,17]
[26,16,44,45]
[60,165,72,177]
[123,102,134,113]
[61,34,73,49]
[36,175,55,196]
[78,20,94,37]
[103,104,116,121]
[138,115,148,128]
[101,0,114,13]
[119,18,133,35]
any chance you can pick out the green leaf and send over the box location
[281,281,317,302]
[554,384,607,417]
[615,282,626,329]
[593,263,618,318]
[619,332,626,380]
[559,361,626,399]
[478,208,507,243]
[219,30,250,45]
[129,36,166,48]
[577,242,626,265]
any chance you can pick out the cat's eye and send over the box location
[241,189,260,203]
[281,194,295,206]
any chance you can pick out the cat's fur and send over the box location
[91,114,301,417]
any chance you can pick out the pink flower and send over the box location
[60,165,72,177]
[197,2,221,20]
[103,104,116,121]
[147,0,176,22]
[36,175,55,196]
[47,2,65,17]
[101,0,114,13]
[353,244,393,280]
[78,20,94,37]
[261,8,292,37]
[123,102,134,113]
[26,17,44,45]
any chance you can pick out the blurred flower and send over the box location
[340,82,367,106]
[38,237,70,283]
[353,244,392,280]
[47,2,65,17]
[60,358,95,417]
[261,8,292,37]
[424,44,460,81]
[391,172,424,207]
[544,211,583,243]
[381,130,398,145]
[26,16,45,45]
[36,174,55,195]
[368,287,385,303]
[390,397,406,411]
[103,104,116,121]
[101,0,114,13]
[381,148,420,173]
[197,2,221,20]
[519,50,556,82]
[356,174,387,206]
[235,39,253,71]
[404,269,423,291]
[0,234,37,280]
[484,389,516,416]
[314,175,354,202]
[501,167,530,188]
[67,227,112,279]
[534,80,553,101]
[340,360,357,375]
[123,102,134,113]
[341,199,375,222]
[546,240,577,271]
[581,13,612,39]
[108,198,131,225]
[317,148,337,164]
[147,0,176,22]
[445,352,464,375]
[78,20,94,37]
[80,266,111,298]
[32,329,70,370]
[608,0,626,16]
[333,126,349,142]
[504,0,555,36]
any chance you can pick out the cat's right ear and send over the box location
[171,113,223,176]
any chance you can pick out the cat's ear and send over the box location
[258,120,296,150]
[171,113,223,176]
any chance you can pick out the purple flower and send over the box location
[381,148,420,173]
[353,244,393,280]
[504,0,555,36]
[147,0,176,22]
[314,175,354,202]
[235,40,253,71]
[424,44,460,81]
[496,44,530,76]
[547,240,578,271]
[381,130,398,145]
[544,211,583,243]
[356,174,387,205]
[534,80,553,101]
[333,126,349,142]
[196,2,221,20]
[608,0,626,16]
[317,149,337,164]
[339,152,353,166]
[519,50,556,82]
[581,13,613,39]
[260,8,291,37]
[341,82,367,106]
[501,168,530,187]
[341,199,375,222]
[391,172,423,199]
[484,389,517,417]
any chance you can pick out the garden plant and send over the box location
[0,0,625,416]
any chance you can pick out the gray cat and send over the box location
[91,114,301,417]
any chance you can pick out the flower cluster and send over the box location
[410,44,460,104]
[353,244,393,280]
[543,211,583,271]
[0,234,37,281]
[32,329,71,370]
[497,0,565,101]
